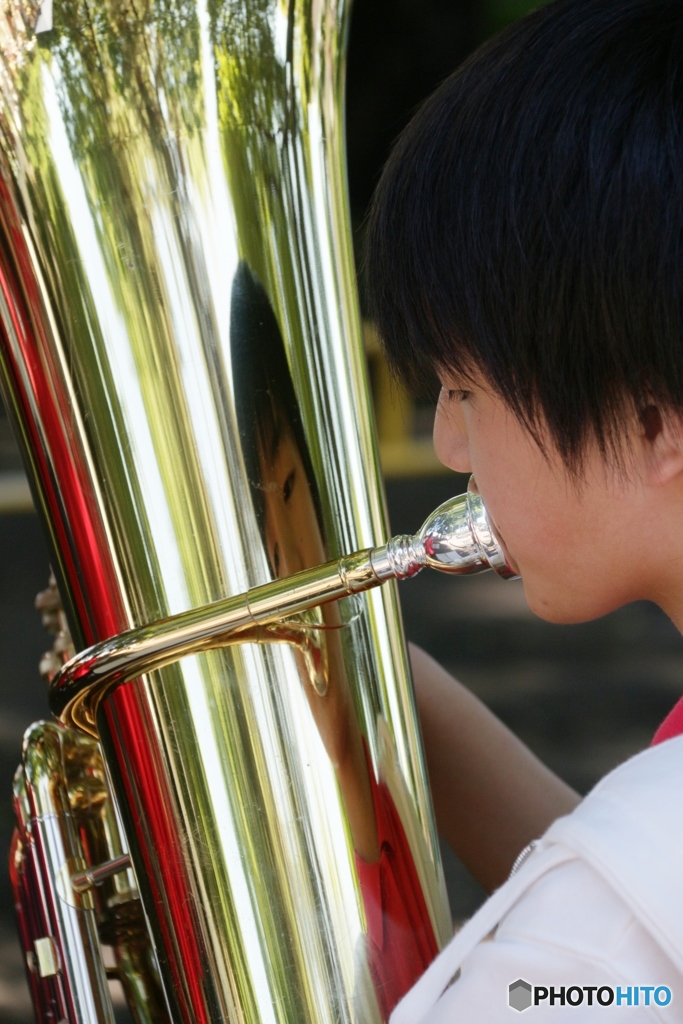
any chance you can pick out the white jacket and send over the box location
[391,736,683,1022]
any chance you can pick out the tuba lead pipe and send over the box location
[50,477,516,738]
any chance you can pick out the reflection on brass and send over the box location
[33,937,60,979]
[12,722,168,1024]
[71,853,133,894]
[0,1,466,1022]
[35,574,75,683]
[56,856,94,910]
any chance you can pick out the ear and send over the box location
[639,406,683,486]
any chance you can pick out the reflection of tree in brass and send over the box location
[231,262,439,1019]
[51,0,203,154]
[208,0,327,494]
[18,0,232,611]
[208,0,291,302]
[208,0,285,133]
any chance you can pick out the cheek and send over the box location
[468,438,584,597]
[462,404,649,623]
[465,407,564,553]
[484,463,581,579]
[506,490,640,624]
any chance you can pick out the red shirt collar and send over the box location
[652,695,683,745]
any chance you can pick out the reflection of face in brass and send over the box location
[230,262,321,556]
[230,261,380,864]
[259,422,330,694]
[261,424,325,576]
[230,261,331,694]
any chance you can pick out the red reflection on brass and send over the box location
[0,178,208,1018]
[9,828,65,1020]
[0,176,125,645]
[357,746,439,1018]
[103,684,209,1024]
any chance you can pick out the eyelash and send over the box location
[443,388,470,402]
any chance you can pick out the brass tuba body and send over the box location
[0,3,511,1022]
[0,2,453,1021]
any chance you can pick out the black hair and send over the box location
[230,261,321,534]
[364,0,683,468]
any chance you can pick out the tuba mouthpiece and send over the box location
[370,476,519,581]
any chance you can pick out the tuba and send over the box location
[0,2,514,1022]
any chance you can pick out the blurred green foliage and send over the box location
[483,0,548,34]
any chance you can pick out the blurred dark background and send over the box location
[3,0,683,1019]
[346,0,543,234]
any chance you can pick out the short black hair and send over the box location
[365,0,683,468]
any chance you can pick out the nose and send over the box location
[433,388,472,473]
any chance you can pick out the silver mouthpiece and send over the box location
[370,476,518,582]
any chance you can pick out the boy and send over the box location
[365,0,683,1019]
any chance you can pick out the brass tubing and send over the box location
[50,551,376,735]
[50,483,515,738]
[20,724,116,1024]
[71,854,133,894]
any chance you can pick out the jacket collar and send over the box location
[546,734,683,974]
